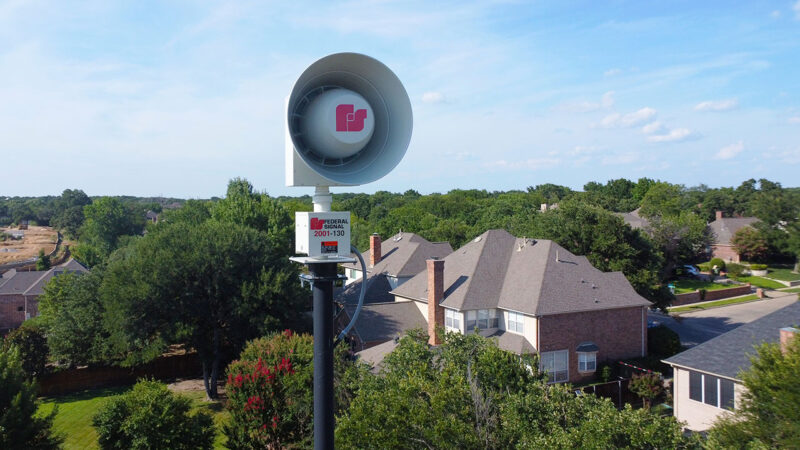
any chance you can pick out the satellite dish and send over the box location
[285,53,413,187]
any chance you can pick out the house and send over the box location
[336,232,452,349]
[0,259,88,333]
[616,208,650,231]
[145,210,159,223]
[662,301,800,431]
[708,211,759,263]
[349,229,651,383]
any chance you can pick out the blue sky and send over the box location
[1,0,799,198]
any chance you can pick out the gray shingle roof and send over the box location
[336,274,395,305]
[616,208,649,230]
[709,217,759,245]
[663,301,800,380]
[391,229,651,316]
[482,329,536,354]
[342,232,453,278]
[345,301,426,344]
[0,259,88,296]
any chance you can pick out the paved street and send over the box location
[649,291,799,348]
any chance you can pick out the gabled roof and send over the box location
[616,208,649,230]
[709,217,759,245]
[342,232,453,278]
[337,274,395,306]
[391,229,650,316]
[345,301,426,344]
[0,259,89,296]
[663,301,800,380]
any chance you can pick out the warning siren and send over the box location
[285,53,413,187]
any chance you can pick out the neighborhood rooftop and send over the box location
[341,232,453,278]
[663,301,800,380]
[390,229,650,316]
[709,217,759,246]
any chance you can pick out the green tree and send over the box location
[38,271,111,367]
[36,248,51,271]
[92,380,213,450]
[101,219,305,399]
[645,212,713,279]
[0,347,62,449]
[628,372,664,409]
[2,321,49,378]
[731,227,769,262]
[79,197,145,257]
[638,182,683,218]
[707,337,800,448]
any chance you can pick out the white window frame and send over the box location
[507,311,524,334]
[689,370,735,410]
[540,350,569,383]
[578,352,596,372]
[444,309,460,331]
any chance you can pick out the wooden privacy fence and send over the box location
[38,352,201,396]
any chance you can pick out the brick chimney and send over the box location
[369,233,381,267]
[715,210,723,220]
[427,258,445,346]
[780,327,798,354]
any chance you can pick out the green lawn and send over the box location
[669,294,760,314]
[780,287,800,294]
[766,267,800,282]
[671,279,734,294]
[38,386,229,449]
[733,276,786,290]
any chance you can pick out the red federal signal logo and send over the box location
[336,104,368,132]
[310,218,326,230]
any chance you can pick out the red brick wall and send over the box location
[673,284,752,306]
[538,306,646,384]
[711,245,741,263]
[0,294,27,331]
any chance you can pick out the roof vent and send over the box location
[556,250,559,262]
[594,298,599,303]
[473,236,482,243]
[517,243,523,252]
[592,283,597,289]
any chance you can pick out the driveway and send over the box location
[648,291,799,348]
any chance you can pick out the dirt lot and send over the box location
[0,226,58,265]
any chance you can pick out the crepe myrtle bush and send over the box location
[223,330,312,449]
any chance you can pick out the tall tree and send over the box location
[645,212,713,279]
[707,337,800,448]
[80,197,145,257]
[101,219,305,399]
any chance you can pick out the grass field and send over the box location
[766,267,800,282]
[732,276,785,290]
[38,386,229,449]
[669,294,760,313]
[780,287,800,294]
[671,279,733,294]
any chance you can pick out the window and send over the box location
[467,310,498,330]
[688,370,735,410]
[540,350,569,383]
[508,311,524,333]
[578,352,596,372]
[17,306,24,312]
[445,309,460,330]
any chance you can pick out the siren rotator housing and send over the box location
[286,53,413,187]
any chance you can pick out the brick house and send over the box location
[350,229,651,383]
[708,211,759,263]
[663,301,800,431]
[0,259,88,333]
[336,232,453,350]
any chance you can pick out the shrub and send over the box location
[647,325,682,357]
[629,372,664,409]
[224,330,314,449]
[698,288,707,301]
[749,263,768,270]
[92,380,214,450]
[2,321,49,378]
[0,347,61,449]
[709,258,726,271]
[727,263,745,278]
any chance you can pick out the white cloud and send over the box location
[486,157,561,170]
[715,141,744,160]
[647,128,693,143]
[788,116,800,124]
[795,0,800,19]
[557,91,615,113]
[771,10,781,18]
[599,107,657,128]
[604,68,621,77]
[694,99,739,111]
[422,91,445,104]
[641,121,665,135]
[602,152,639,165]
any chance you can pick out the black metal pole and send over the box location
[310,262,337,450]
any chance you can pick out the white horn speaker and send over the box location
[285,53,413,187]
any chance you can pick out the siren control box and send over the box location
[295,211,351,257]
